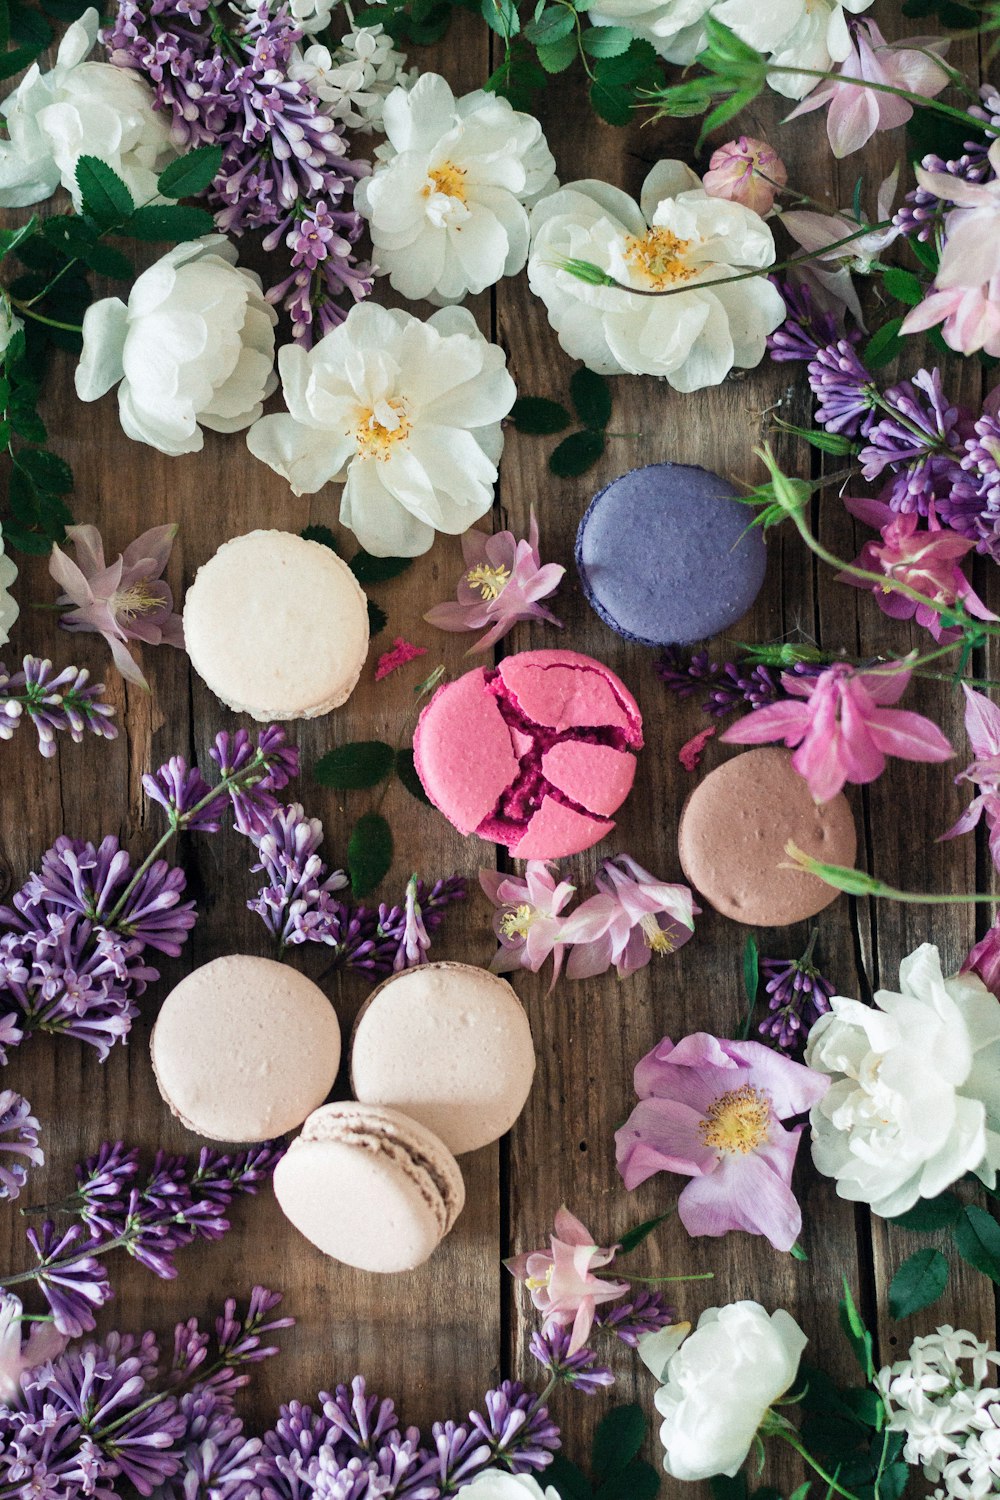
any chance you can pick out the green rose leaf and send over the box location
[301,524,341,554]
[350,550,414,584]
[544,1456,592,1500]
[888,1247,950,1320]
[396,748,431,805]
[157,145,223,200]
[863,317,905,370]
[124,204,217,243]
[592,1404,646,1480]
[535,32,577,70]
[596,1462,660,1500]
[711,1478,749,1500]
[524,6,576,43]
[348,812,394,898]
[888,1192,962,1232]
[549,428,605,477]
[0,43,41,80]
[570,367,612,429]
[314,740,396,790]
[618,1208,674,1255]
[954,1204,1000,1284]
[589,76,633,126]
[881,266,924,307]
[75,156,135,230]
[0,216,38,260]
[582,24,633,55]
[510,396,572,434]
[16,447,73,495]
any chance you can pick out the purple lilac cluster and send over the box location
[0,1288,290,1497]
[758,951,834,1052]
[527,1291,677,1396]
[105,0,373,343]
[0,1090,42,1202]
[893,84,998,242]
[657,648,793,718]
[14,1142,284,1335]
[0,656,117,758]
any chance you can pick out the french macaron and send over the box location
[677,746,857,926]
[350,962,535,1155]
[151,954,341,1142]
[183,529,369,720]
[272,1102,465,1272]
[575,463,767,646]
[413,648,643,859]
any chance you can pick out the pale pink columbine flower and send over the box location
[49,523,183,690]
[786,22,950,158]
[902,276,1000,358]
[480,861,575,984]
[424,507,564,654]
[917,140,1000,292]
[703,137,787,216]
[0,1292,68,1402]
[941,687,1000,863]
[560,855,699,981]
[615,1034,829,1253]
[505,1206,630,1354]
[722,660,954,804]
[780,170,900,326]
[839,495,996,642]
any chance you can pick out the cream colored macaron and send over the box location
[151,955,341,1142]
[350,962,535,1155]
[183,529,369,720]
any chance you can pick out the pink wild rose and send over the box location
[616,1033,829,1253]
[49,522,184,690]
[424,507,564,654]
[505,1206,630,1354]
[480,861,576,985]
[721,660,954,803]
[560,855,699,981]
[703,137,787,215]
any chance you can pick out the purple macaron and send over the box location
[575,463,768,646]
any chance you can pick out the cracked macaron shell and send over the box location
[273,1102,465,1273]
[412,648,643,859]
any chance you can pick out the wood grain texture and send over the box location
[2,7,998,1493]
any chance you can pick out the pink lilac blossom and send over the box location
[480,862,576,985]
[375,637,427,681]
[786,21,950,158]
[424,509,565,654]
[615,1033,829,1252]
[703,137,787,215]
[559,856,698,981]
[505,1207,630,1356]
[722,660,954,804]
[49,523,184,691]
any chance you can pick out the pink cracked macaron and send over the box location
[151,955,341,1142]
[273,1102,465,1272]
[351,962,536,1155]
[412,649,643,859]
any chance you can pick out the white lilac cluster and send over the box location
[878,1328,1000,1500]
[289,17,415,133]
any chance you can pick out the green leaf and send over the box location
[16,448,73,494]
[300,524,341,554]
[589,76,633,125]
[954,1204,1000,1284]
[314,740,396,790]
[881,266,924,307]
[618,1209,673,1255]
[1,523,53,555]
[9,463,39,526]
[711,1478,748,1500]
[596,1461,660,1500]
[545,1455,592,1500]
[510,396,571,434]
[10,0,51,45]
[523,6,576,42]
[0,43,40,80]
[910,235,939,275]
[81,241,133,279]
[888,1192,962,1232]
[348,812,394,898]
[396,748,431,805]
[481,0,520,36]
[582,24,633,54]
[863,317,904,369]
[123,204,216,243]
[839,1279,875,1381]
[350,550,414,584]
[742,932,759,1007]
[367,598,387,637]
[535,32,577,69]
[593,36,656,81]
[549,428,604,477]
[592,1404,646,1480]
[570,367,612,429]
[889,1248,950,1320]
[156,145,223,200]
[788,1487,811,1500]
[8,399,46,443]
[75,156,135,230]
[0,215,39,261]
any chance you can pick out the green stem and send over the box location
[776,1430,867,1500]
[609,1270,715,1284]
[0,1233,132,1290]
[9,298,82,333]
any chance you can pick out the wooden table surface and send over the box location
[2,9,994,1492]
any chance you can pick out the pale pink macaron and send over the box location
[350,962,536,1155]
[273,1102,465,1272]
[151,955,341,1142]
[412,648,643,859]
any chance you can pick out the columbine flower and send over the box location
[479,862,576,984]
[941,686,1000,854]
[786,21,950,157]
[0,1091,43,1202]
[903,274,1000,358]
[289,23,414,133]
[642,1302,808,1480]
[505,1207,630,1356]
[76,235,277,456]
[779,169,900,325]
[0,526,18,651]
[424,508,564,652]
[0,7,176,208]
[0,1292,68,1402]
[248,301,515,557]
[616,1033,828,1252]
[528,160,784,388]
[721,660,954,804]
[916,140,1000,294]
[49,523,183,690]
[703,137,786,215]
[355,73,556,303]
[965,921,1000,998]
[559,856,697,980]
[807,943,1000,1218]
[711,0,876,99]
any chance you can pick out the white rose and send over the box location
[650,1303,808,1481]
[457,1474,560,1499]
[0,526,19,650]
[0,8,177,210]
[355,73,557,303]
[710,0,875,98]
[528,160,784,389]
[75,235,277,456]
[247,301,516,557]
[806,943,1000,1218]
[587,0,714,61]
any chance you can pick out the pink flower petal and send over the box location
[375,638,428,681]
[864,708,954,763]
[679,725,716,771]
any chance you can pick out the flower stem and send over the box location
[784,844,995,905]
[775,1431,866,1500]
[9,298,82,333]
[610,1270,715,1284]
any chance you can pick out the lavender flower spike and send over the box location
[0,1090,43,1202]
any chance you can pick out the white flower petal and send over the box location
[75,298,129,402]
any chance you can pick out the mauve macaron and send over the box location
[273,1102,465,1272]
[351,962,535,1155]
[677,747,857,926]
[413,648,643,859]
[183,529,369,720]
[151,955,341,1142]
[575,463,767,646]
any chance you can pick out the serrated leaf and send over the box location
[954,1204,1000,1284]
[16,447,73,494]
[592,1404,646,1480]
[910,235,939,274]
[524,6,576,42]
[350,550,414,584]
[75,156,135,230]
[582,23,632,54]
[81,241,133,279]
[0,43,40,79]
[888,1192,962,1232]
[889,1248,949,1320]
[314,740,395,790]
[549,428,604,477]
[594,36,655,81]
[544,1455,592,1500]
[570,367,612,429]
[596,1460,660,1500]
[348,812,394,898]
[618,1209,673,1255]
[9,464,39,526]
[710,1478,748,1500]
[367,598,387,637]
[301,524,341,554]
[9,1,51,46]
[881,265,924,307]
[535,31,577,69]
[8,401,46,443]
[864,316,904,369]
[124,204,216,243]
[510,396,571,434]
[0,216,38,261]
[157,145,223,200]
[481,0,520,35]
[1,523,53,555]
[589,76,633,125]
[395,748,431,805]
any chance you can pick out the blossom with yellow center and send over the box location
[465,562,511,601]
[699,1085,772,1155]
[623,227,698,289]
[109,581,167,621]
[422,160,467,202]
[639,912,676,955]
[354,397,411,461]
[499,902,535,940]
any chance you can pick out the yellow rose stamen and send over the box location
[423,161,467,202]
[623,228,698,289]
[466,562,511,601]
[355,398,411,461]
[699,1085,771,1154]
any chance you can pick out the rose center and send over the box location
[423,161,467,203]
[466,562,511,601]
[699,1085,771,1154]
[110,581,161,620]
[640,912,675,954]
[500,903,535,939]
[354,398,411,461]
[623,228,698,289]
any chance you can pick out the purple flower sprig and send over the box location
[656,647,820,720]
[758,932,835,1052]
[0,656,117,759]
[0,1091,42,1204]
